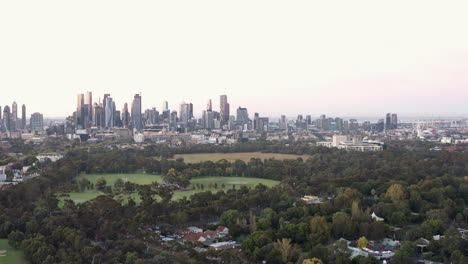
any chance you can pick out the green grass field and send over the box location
[60,173,279,205]
[172,152,310,163]
[0,239,25,264]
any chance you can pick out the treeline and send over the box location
[0,142,467,263]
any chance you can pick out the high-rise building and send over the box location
[170,111,178,123]
[85,91,93,127]
[280,115,287,130]
[76,94,85,129]
[391,114,398,129]
[203,110,214,129]
[131,94,142,131]
[385,113,391,131]
[11,101,18,131]
[21,104,26,129]
[105,96,115,128]
[93,103,104,128]
[236,107,249,127]
[254,112,260,130]
[179,103,191,125]
[30,112,44,131]
[207,99,212,111]
[306,115,312,125]
[162,101,169,112]
[220,95,230,126]
[144,108,158,125]
[259,117,269,132]
[2,106,11,132]
[122,103,130,127]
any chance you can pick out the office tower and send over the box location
[76,94,85,129]
[228,115,236,130]
[85,91,93,126]
[179,103,191,125]
[144,108,158,125]
[170,111,178,123]
[207,99,212,111]
[280,115,287,130]
[114,110,122,127]
[220,95,230,126]
[11,101,18,131]
[376,119,385,132]
[0,106,2,120]
[236,107,249,127]
[162,101,169,112]
[105,96,115,128]
[391,114,398,129]
[122,103,130,127]
[131,94,142,131]
[259,117,269,132]
[385,113,391,131]
[30,112,44,131]
[93,103,104,128]
[188,103,194,119]
[162,109,170,122]
[21,104,26,129]
[335,117,343,131]
[254,112,260,130]
[306,115,312,125]
[3,106,11,132]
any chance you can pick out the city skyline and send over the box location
[1,1,468,117]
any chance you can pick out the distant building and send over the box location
[220,95,230,127]
[131,94,143,131]
[37,153,64,163]
[236,107,249,128]
[30,112,44,131]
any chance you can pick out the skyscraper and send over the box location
[93,103,104,128]
[207,99,212,111]
[105,96,115,128]
[236,107,249,127]
[30,112,44,131]
[220,95,230,126]
[385,113,391,131]
[391,114,398,129]
[76,94,85,129]
[162,101,169,112]
[179,103,191,125]
[122,103,130,128]
[21,104,26,129]
[85,91,93,127]
[2,106,11,132]
[131,94,142,131]
[254,113,260,131]
[11,101,17,131]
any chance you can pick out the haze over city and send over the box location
[1,1,468,118]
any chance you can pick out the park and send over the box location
[60,173,280,205]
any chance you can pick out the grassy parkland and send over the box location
[172,152,310,163]
[60,173,279,205]
[0,239,25,264]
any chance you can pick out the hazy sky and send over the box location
[1,1,468,118]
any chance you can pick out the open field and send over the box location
[172,152,310,163]
[60,174,279,205]
[0,239,25,264]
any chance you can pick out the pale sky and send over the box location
[1,0,468,118]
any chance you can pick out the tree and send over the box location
[8,230,25,249]
[273,238,292,263]
[220,209,241,228]
[351,200,362,220]
[392,241,415,264]
[95,177,107,190]
[332,212,354,238]
[114,178,125,191]
[309,216,330,245]
[386,184,406,201]
[357,236,368,248]
[303,258,324,264]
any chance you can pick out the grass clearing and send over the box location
[0,239,25,264]
[172,152,310,163]
[60,174,279,205]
